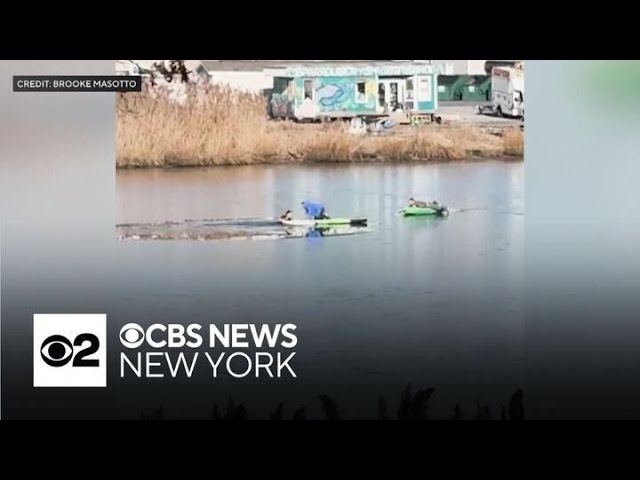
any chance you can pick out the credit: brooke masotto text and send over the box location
[119,323,298,379]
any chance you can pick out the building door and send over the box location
[377,78,406,113]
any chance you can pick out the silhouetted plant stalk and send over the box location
[139,385,524,420]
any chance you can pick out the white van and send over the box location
[491,66,524,118]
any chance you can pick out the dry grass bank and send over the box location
[116,85,524,168]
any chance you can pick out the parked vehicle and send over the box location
[491,66,524,118]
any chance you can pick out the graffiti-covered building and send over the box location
[267,62,442,123]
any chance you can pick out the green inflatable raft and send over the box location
[400,204,449,217]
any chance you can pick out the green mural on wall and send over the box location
[269,72,439,119]
[296,76,377,113]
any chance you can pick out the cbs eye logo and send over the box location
[33,314,107,387]
[40,333,100,367]
[119,323,145,348]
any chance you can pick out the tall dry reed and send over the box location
[116,86,523,168]
[503,128,525,157]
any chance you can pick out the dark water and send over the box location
[114,161,523,419]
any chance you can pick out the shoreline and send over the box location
[116,154,523,170]
[116,87,524,169]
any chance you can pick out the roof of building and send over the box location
[276,62,441,77]
[201,60,424,72]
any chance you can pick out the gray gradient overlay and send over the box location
[526,60,640,418]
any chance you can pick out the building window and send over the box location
[356,81,367,103]
[406,79,414,101]
[378,83,386,108]
[389,82,398,108]
[417,76,432,102]
[304,79,314,100]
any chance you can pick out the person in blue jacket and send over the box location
[301,200,330,220]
